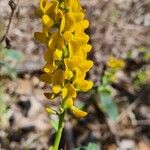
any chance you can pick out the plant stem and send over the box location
[53,109,66,150]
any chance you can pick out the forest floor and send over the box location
[0,0,150,150]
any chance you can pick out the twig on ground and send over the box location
[136,120,150,126]
[116,100,139,123]
[0,0,19,44]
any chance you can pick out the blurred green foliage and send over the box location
[0,84,9,129]
[0,45,23,79]
[74,142,100,150]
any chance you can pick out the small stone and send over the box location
[144,13,150,26]
[16,79,32,95]
[32,76,40,86]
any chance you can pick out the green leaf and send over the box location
[74,143,100,150]
[100,93,118,122]
[98,84,112,95]
[4,48,23,61]
[86,143,100,150]
[50,120,59,131]
[0,62,17,79]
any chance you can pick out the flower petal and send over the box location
[71,106,87,118]
[39,73,51,84]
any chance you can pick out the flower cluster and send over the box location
[106,56,125,82]
[34,0,93,118]
[107,56,125,69]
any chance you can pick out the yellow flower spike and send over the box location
[35,0,93,148]
[75,33,89,43]
[75,20,89,34]
[74,68,86,81]
[71,106,87,118]
[52,85,62,94]
[39,73,51,84]
[62,83,77,99]
[46,107,57,115]
[53,49,62,60]
[64,56,81,70]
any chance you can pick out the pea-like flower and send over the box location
[35,0,93,118]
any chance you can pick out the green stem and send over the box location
[52,109,66,150]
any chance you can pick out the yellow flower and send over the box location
[71,106,87,118]
[38,0,59,18]
[62,83,77,99]
[35,0,93,118]
[107,56,125,69]
[60,13,76,33]
[48,32,65,50]
[52,69,65,86]
[65,0,82,13]
[64,98,87,118]
[46,107,56,114]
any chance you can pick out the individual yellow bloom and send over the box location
[64,56,81,70]
[44,92,56,99]
[46,107,56,114]
[62,83,77,99]
[81,44,92,53]
[42,15,54,35]
[53,49,62,60]
[60,12,76,33]
[43,63,56,74]
[75,20,89,35]
[65,0,82,13]
[65,97,73,108]
[107,56,125,69]
[52,85,62,94]
[42,15,53,26]
[71,106,87,118]
[74,68,86,81]
[34,32,48,43]
[48,32,64,50]
[44,49,54,63]
[65,57,93,74]
[64,66,73,80]
[52,69,65,86]
[40,0,58,18]
[75,79,93,92]
[63,31,73,42]
[39,73,52,84]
